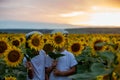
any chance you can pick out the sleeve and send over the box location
[69,53,78,67]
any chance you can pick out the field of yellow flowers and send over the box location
[0,33,120,80]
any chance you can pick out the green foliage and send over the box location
[22,46,39,61]
[69,45,119,80]
[25,48,39,60]
[48,52,64,60]
[0,58,27,80]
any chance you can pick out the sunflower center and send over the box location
[0,41,7,54]
[8,50,20,62]
[55,36,63,44]
[12,40,20,47]
[114,43,118,50]
[43,44,54,54]
[32,38,40,47]
[81,39,84,41]
[43,39,47,43]
[94,40,103,51]
[20,38,23,42]
[71,43,80,52]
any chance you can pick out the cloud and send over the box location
[0,0,120,24]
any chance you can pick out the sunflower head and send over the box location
[4,76,17,80]
[43,43,54,54]
[71,43,81,52]
[12,39,20,47]
[54,33,63,44]
[43,34,52,43]
[68,39,84,56]
[96,75,103,80]
[19,35,26,44]
[27,32,44,51]
[70,42,83,55]
[4,47,23,67]
[9,36,22,47]
[0,38,9,57]
[113,43,119,50]
[94,40,104,51]
[51,32,66,48]
[0,41,7,54]
[92,37,108,51]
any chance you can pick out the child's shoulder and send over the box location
[64,50,74,56]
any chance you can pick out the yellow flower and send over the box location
[90,37,108,55]
[114,66,120,78]
[5,76,16,80]
[43,43,54,54]
[110,37,120,52]
[51,32,66,48]
[96,75,103,80]
[43,34,52,43]
[112,72,117,80]
[68,39,84,56]
[19,34,26,45]
[27,33,44,51]
[0,38,10,57]
[4,47,24,67]
[10,37,21,47]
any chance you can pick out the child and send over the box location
[45,29,78,80]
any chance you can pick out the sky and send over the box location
[0,0,120,27]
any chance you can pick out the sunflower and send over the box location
[19,34,26,45]
[43,43,54,54]
[90,37,109,55]
[114,58,120,76]
[4,47,24,67]
[104,46,114,52]
[10,37,21,47]
[112,72,117,80]
[51,32,66,48]
[79,37,86,42]
[0,38,10,57]
[96,75,103,80]
[110,37,120,52]
[43,34,52,44]
[27,33,44,51]
[67,39,84,56]
[116,52,120,63]
[113,42,120,52]
[5,76,16,80]
[68,34,79,40]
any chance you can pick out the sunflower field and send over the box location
[0,32,120,80]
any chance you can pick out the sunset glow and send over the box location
[0,0,120,27]
[60,11,85,17]
[68,11,120,26]
[59,6,120,27]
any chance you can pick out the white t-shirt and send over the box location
[23,50,46,80]
[46,50,78,80]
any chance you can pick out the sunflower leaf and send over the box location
[95,42,106,47]
[48,52,64,60]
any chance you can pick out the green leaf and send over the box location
[95,42,106,47]
[48,52,64,60]
[69,72,97,80]
[98,51,115,63]
[91,63,113,75]
[25,48,39,60]
[91,63,105,72]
